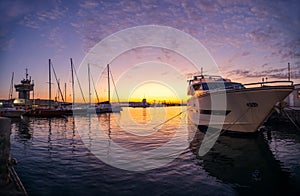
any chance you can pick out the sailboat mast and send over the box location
[64,82,67,103]
[288,62,291,81]
[49,59,52,109]
[71,58,75,106]
[32,80,35,104]
[88,64,91,106]
[107,64,110,103]
[91,75,100,103]
[51,62,65,103]
[8,72,14,99]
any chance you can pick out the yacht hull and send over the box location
[187,86,294,133]
[23,109,67,117]
[95,103,122,114]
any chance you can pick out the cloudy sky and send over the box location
[0,0,299,102]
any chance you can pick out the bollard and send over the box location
[0,117,11,187]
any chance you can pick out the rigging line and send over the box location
[200,107,252,145]
[73,64,86,103]
[91,74,100,103]
[109,67,120,103]
[152,106,192,130]
[51,62,65,103]
[221,107,252,134]
[283,109,300,131]
[203,107,252,144]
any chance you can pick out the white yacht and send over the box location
[187,75,294,133]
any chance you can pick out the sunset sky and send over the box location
[0,0,299,103]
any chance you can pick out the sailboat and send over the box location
[23,59,67,117]
[67,58,90,115]
[95,64,122,114]
[69,61,121,115]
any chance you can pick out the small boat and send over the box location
[0,107,26,118]
[69,61,122,115]
[187,75,294,133]
[0,71,27,118]
[22,59,68,118]
[94,64,122,114]
[95,101,122,114]
[22,108,67,117]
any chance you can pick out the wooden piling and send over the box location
[0,117,27,195]
[0,117,11,187]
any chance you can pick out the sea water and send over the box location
[10,106,300,195]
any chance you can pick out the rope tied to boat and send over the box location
[152,106,192,131]
[282,107,300,131]
[273,101,300,131]
[221,107,252,134]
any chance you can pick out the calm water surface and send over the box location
[10,107,300,195]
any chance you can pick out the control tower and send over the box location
[14,69,34,100]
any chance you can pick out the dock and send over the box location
[0,117,27,195]
[268,108,300,127]
[267,84,300,128]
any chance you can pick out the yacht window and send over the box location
[192,82,244,91]
[298,90,300,99]
[225,82,244,89]
[202,83,224,90]
[202,82,244,90]
[192,84,201,90]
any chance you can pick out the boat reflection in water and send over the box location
[11,118,32,140]
[188,123,298,195]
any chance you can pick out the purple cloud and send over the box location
[227,66,300,80]
[79,0,99,9]
[0,0,299,84]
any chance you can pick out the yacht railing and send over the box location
[243,80,294,88]
[189,80,294,96]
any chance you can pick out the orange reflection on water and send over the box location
[94,106,187,151]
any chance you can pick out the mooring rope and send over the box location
[221,107,252,134]
[152,106,191,130]
[283,109,300,131]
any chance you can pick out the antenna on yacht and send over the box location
[201,67,203,75]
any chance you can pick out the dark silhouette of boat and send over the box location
[22,59,68,118]
[22,108,67,117]
[69,62,122,115]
